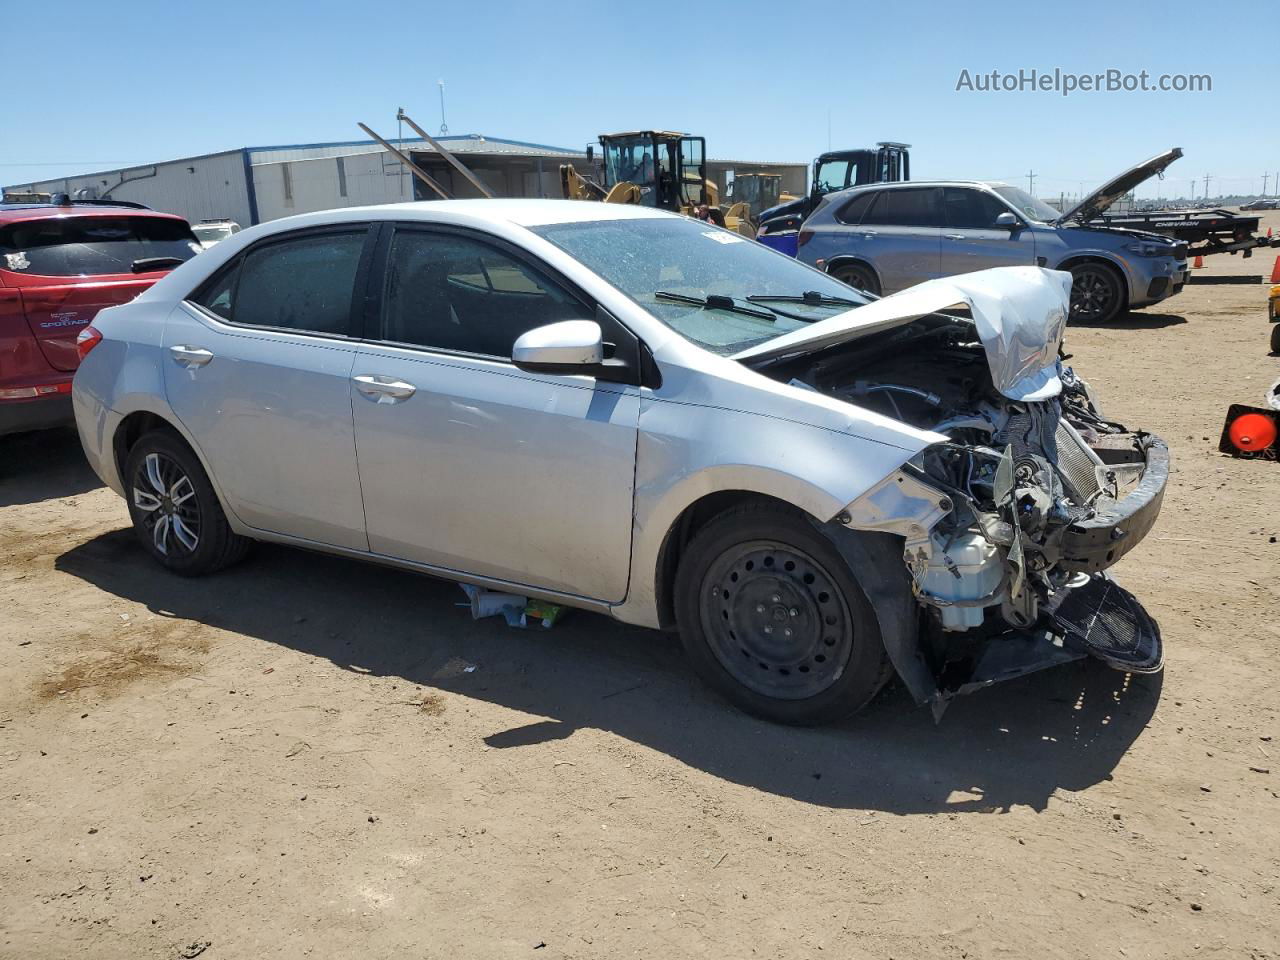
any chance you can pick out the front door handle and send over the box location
[353,374,417,404]
[169,345,213,367]
[860,230,879,238]
[944,234,966,241]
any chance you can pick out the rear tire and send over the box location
[1270,323,1280,356]
[1068,262,1125,323]
[673,502,892,725]
[124,430,249,576]
[829,262,881,296]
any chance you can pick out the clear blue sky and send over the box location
[5,0,1276,200]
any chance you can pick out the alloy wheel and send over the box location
[132,452,201,557]
[698,540,854,700]
[1070,267,1117,321]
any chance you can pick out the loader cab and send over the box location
[598,131,708,211]
[725,172,785,211]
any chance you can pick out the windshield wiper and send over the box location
[654,290,776,321]
[746,290,862,307]
[131,256,186,273]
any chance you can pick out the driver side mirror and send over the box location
[994,211,1020,230]
[512,320,605,375]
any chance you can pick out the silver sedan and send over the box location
[72,200,1167,724]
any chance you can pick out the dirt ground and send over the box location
[2,213,1279,960]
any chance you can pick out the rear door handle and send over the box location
[860,230,878,238]
[169,345,213,367]
[353,374,417,404]
[944,234,966,241]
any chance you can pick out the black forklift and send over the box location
[756,142,910,254]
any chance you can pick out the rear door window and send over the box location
[191,230,367,336]
[862,188,942,227]
[0,216,201,276]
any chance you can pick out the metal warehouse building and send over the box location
[9,135,807,225]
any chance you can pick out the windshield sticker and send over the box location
[702,231,746,245]
[5,251,30,271]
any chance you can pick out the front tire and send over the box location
[1068,262,1125,323]
[673,502,892,725]
[124,430,249,576]
[829,262,881,296]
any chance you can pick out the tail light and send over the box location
[76,324,103,361]
[797,228,814,247]
[1219,405,1279,459]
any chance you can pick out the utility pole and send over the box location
[1026,170,1036,195]
[1203,173,1211,201]
[437,79,449,135]
[1264,172,1272,197]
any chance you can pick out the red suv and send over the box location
[0,200,202,435]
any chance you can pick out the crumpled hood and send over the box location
[732,265,1072,402]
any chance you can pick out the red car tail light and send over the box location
[797,228,814,247]
[1218,405,1279,459]
[76,324,103,361]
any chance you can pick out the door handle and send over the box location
[860,230,878,238]
[169,345,213,367]
[353,374,417,403]
[944,234,966,241]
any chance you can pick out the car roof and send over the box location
[253,198,677,234]
[0,204,189,226]
[840,180,1008,192]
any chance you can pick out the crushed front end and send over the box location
[758,268,1168,711]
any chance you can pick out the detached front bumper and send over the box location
[1059,434,1169,574]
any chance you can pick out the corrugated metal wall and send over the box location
[17,151,255,227]
[251,152,411,223]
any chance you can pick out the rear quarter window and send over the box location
[835,191,876,225]
[0,216,200,277]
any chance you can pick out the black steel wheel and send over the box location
[830,262,881,296]
[124,430,249,575]
[1068,262,1125,323]
[674,502,891,725]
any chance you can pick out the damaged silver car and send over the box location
[71,200,1167,725]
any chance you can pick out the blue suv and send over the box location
[797,150,1188,323]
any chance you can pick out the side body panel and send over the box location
[350,342,641,601]
[940,224,1040,276]
[161,304,367,550]
[609,352,943,628]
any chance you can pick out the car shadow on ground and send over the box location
[0,428,103,508]
[57,530,1162,815]
[1071,311,1187,330]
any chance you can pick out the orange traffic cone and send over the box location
[1270,255,1280,284]
[1193,255,1205,269]
[1269,227,1273,237]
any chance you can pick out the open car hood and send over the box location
[1056,147,1182,224]
[732,265,1072,401]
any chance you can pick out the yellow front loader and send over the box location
[559,131,754,236]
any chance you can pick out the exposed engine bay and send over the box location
[757,305,1167,706]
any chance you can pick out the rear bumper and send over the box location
[0,394,74,437]
[1059,434,1169,574]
